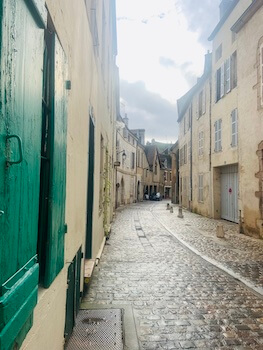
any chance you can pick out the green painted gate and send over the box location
[64,248,82,342]
[0,0,46,349]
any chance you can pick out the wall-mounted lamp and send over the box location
[114,150,126,167]
[117,150,126,161]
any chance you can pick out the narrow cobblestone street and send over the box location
[82,201,263,349]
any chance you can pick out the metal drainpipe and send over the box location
[190,103,193,211]
[209,76,212,218]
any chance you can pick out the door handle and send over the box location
[0,210,4,217]
[6,134,23,165]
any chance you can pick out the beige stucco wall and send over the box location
[22,0,117,349]
[210,0,252,219]
[237,5,263,237]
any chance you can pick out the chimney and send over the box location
[123,113,129,127]
[219,0,233,19]
[204,50,212,73]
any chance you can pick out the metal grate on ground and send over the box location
[65,309,124,350]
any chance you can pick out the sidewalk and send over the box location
[153,201,263,296]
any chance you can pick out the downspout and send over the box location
[209,76,212,217]
[190,104,193,211]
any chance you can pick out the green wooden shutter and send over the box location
[44,34,68,288]
[0,0,46,348]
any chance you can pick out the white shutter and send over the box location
[231,109,238,147]
[220,64,225,97]
[219,119,222,150]
[225,58,231,93]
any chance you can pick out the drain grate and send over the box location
[65,309,124,350]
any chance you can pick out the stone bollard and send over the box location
[178,205,184,218]
[166,203,170,210]
[216,223,225,238]
[170,206,173,213]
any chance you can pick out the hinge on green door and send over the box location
[64,224,68,233]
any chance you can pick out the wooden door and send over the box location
[0,0,46,348]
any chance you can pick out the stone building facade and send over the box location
[177,0,263,238]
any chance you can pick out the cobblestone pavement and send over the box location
[83,201,263,349]
[153,202,263,294]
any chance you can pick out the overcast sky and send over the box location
[116,0,220,143]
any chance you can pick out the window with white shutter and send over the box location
[231,109,238,147]
[215,119,222,152]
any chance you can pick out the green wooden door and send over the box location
[42,33,68,288]
[0,0,46,348]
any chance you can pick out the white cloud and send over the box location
[116,0,207,104]
[116,0,220,139]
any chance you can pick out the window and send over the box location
[215,67,221,102]
[179,146,187,166]
[260,44,263,106]
[215,44,222,62]
[198,174,204,202]
[225,58,231,93]
[215,52,237,102]
[198,131,204,156]
[231,51,237,89]
[215,119,222,152]
[231,109,238,147]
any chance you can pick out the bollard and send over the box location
[166,203,170,210]
[216,223,225,238]
[170,206,173,213]
[177,205,184,218]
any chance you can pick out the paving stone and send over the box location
[82,201,263,349]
